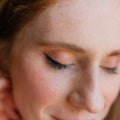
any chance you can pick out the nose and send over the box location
[67,65,105,114]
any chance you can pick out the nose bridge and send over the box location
[83,64,104,113]
[83,63,99,93]
[68,63,105,113]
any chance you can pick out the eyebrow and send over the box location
[37,41,120,56]
[37,41,86,53]
[108,50,120,56]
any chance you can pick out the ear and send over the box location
[0,73,9,100]
[0,74,19,120]
[0,75,9,120]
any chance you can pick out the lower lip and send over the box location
[52,116,61,120]
[52,116,96,120]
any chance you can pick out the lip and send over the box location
[51,115,96,120]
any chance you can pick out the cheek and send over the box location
[102,79,120,109]
[11,53,71,115]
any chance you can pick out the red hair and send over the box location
[0,0,56,40]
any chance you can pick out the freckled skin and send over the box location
[10,0,120,120]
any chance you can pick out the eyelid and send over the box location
[44,53,68,66]
[101,56,120,68]
[44,53,69,70]
[100,66,118,74]
[44,50,75,65]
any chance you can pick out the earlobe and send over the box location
[0,75,10,93]
[0,75,19,120]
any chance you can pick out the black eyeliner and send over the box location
[44,53,68,70]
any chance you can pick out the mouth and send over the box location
[52,116,61,120]
[51,115,96,120]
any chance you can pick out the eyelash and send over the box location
[45,53,118,74]
[45,53,68,70]
[103,67,118,74]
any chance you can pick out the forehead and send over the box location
[18,0,120,57]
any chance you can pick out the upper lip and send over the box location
[52,115,96,120]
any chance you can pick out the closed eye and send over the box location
[44,53,68,70]
[101,66,118,74]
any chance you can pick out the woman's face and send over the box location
[10,0,120,120]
